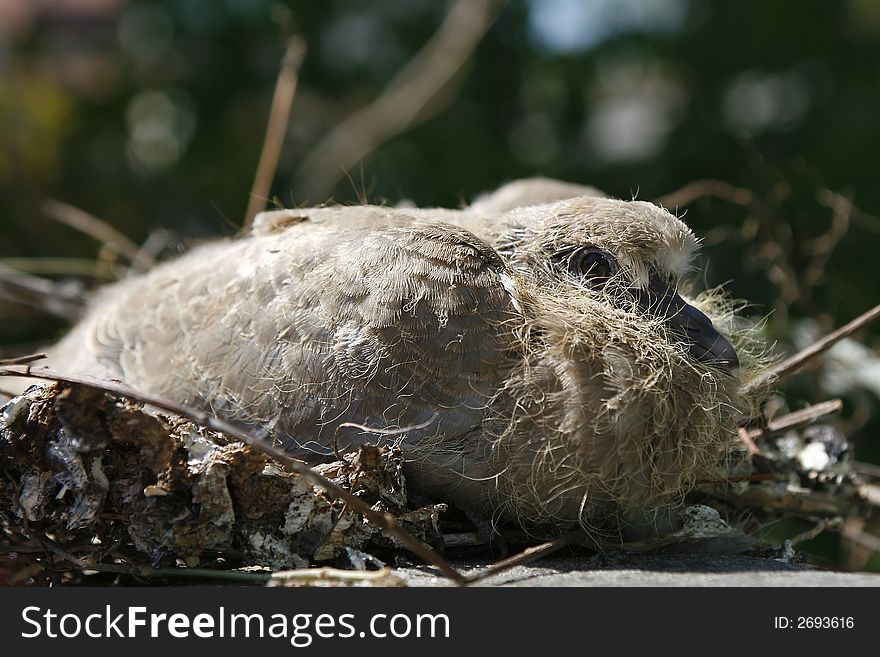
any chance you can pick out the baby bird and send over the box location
[43,187,759,534]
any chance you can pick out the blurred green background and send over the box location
[1,0,879,568]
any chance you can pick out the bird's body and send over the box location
[41,181,763,534]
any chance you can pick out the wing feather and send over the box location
[48,210,520,460]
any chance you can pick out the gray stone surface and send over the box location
[396,553,880,587]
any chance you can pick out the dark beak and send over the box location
[636,279,739,375]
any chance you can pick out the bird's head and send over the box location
[500,196,738,375]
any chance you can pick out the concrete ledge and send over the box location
[397,553,880,586]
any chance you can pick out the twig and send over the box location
[850,204,880,234]
[0,257,122,277]
[295,0,506,201]
[790,517,835,546]
[36,535,92,570]
[707,480,867,518]
[741,303,880,396]
[840,517,874,570]
[269,566,398,584]
[731,427,776,480]
[134,228,177,267]
[0,362,468,585]
[33,555,276,583]
[0,265,85,320]
[840,521,880,554]
[737,427,762,456]
[0,353,46,366]
[244,36,307,229]
[853,461,880,480]
[42,199,154,273]
[463,530,583,584]
[743,399,843,441]
[803,190,852,291]
[91,564,274,582]
[655,179,758,210]
[863,484,880,508]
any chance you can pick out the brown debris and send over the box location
[0,382,444,583]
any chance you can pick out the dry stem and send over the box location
[744,399,843,441]
[42,199,154,273]
[245,36,307,228]
[0,265,85,320]
[295,0,505,201]
[463,530,585,584]
[741,303,880,395]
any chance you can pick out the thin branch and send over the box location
[245,36,307,229]
[853,461,880,480]
[744,399,843,441]
[707,479,867,518]
[83,563,274,583]
[840,522,880,554]
[0,353,46,366]
[42,199,154,272]
[269,566,399,584]
[0,362,468,585]
[790,518,834,546]
[0,257,119,277]
[20,542,275,583]
[295,0,506,201]
[0,265,85,320]
[737,427,762,456]
[741,303,880,396]
[463,530,584,584]
[850,204,880,234]
[654,179,758,210]
[802,190,852,291]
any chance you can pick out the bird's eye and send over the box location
[563,247,616,285]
